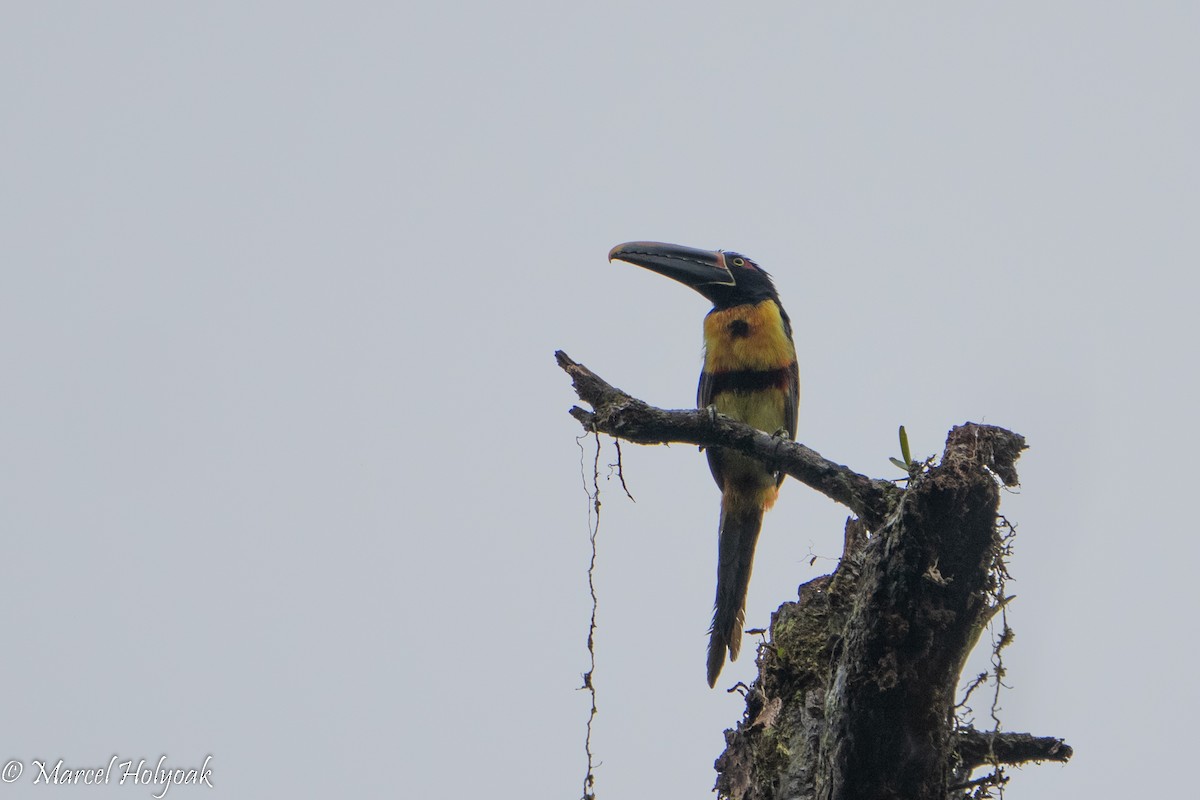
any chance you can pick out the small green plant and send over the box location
[889,425,914,472]
[890,425,932,481]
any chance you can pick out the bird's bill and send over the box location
[608,241,735,291]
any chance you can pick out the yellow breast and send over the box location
[703,300,797,373]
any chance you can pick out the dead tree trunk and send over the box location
[556,351,1071,800]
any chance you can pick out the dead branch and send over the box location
[954,728,1073,770]
[555,350,899,530]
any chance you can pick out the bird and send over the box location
[609,241,799,687]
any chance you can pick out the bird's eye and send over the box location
[732,257,745,267]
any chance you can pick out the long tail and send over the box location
[707,492,766,687]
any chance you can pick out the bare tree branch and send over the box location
[954,729,1074,770]
[555,350,899,530]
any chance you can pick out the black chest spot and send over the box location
[728,319,751,338]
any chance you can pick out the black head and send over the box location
[608,241,780,310]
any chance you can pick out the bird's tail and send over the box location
[707,490,768,687]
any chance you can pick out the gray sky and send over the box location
[2,3,1196,798]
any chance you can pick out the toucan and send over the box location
[609,241,799,687]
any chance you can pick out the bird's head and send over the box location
[608,241,779,309]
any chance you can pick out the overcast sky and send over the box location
[2,4,1197,798]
